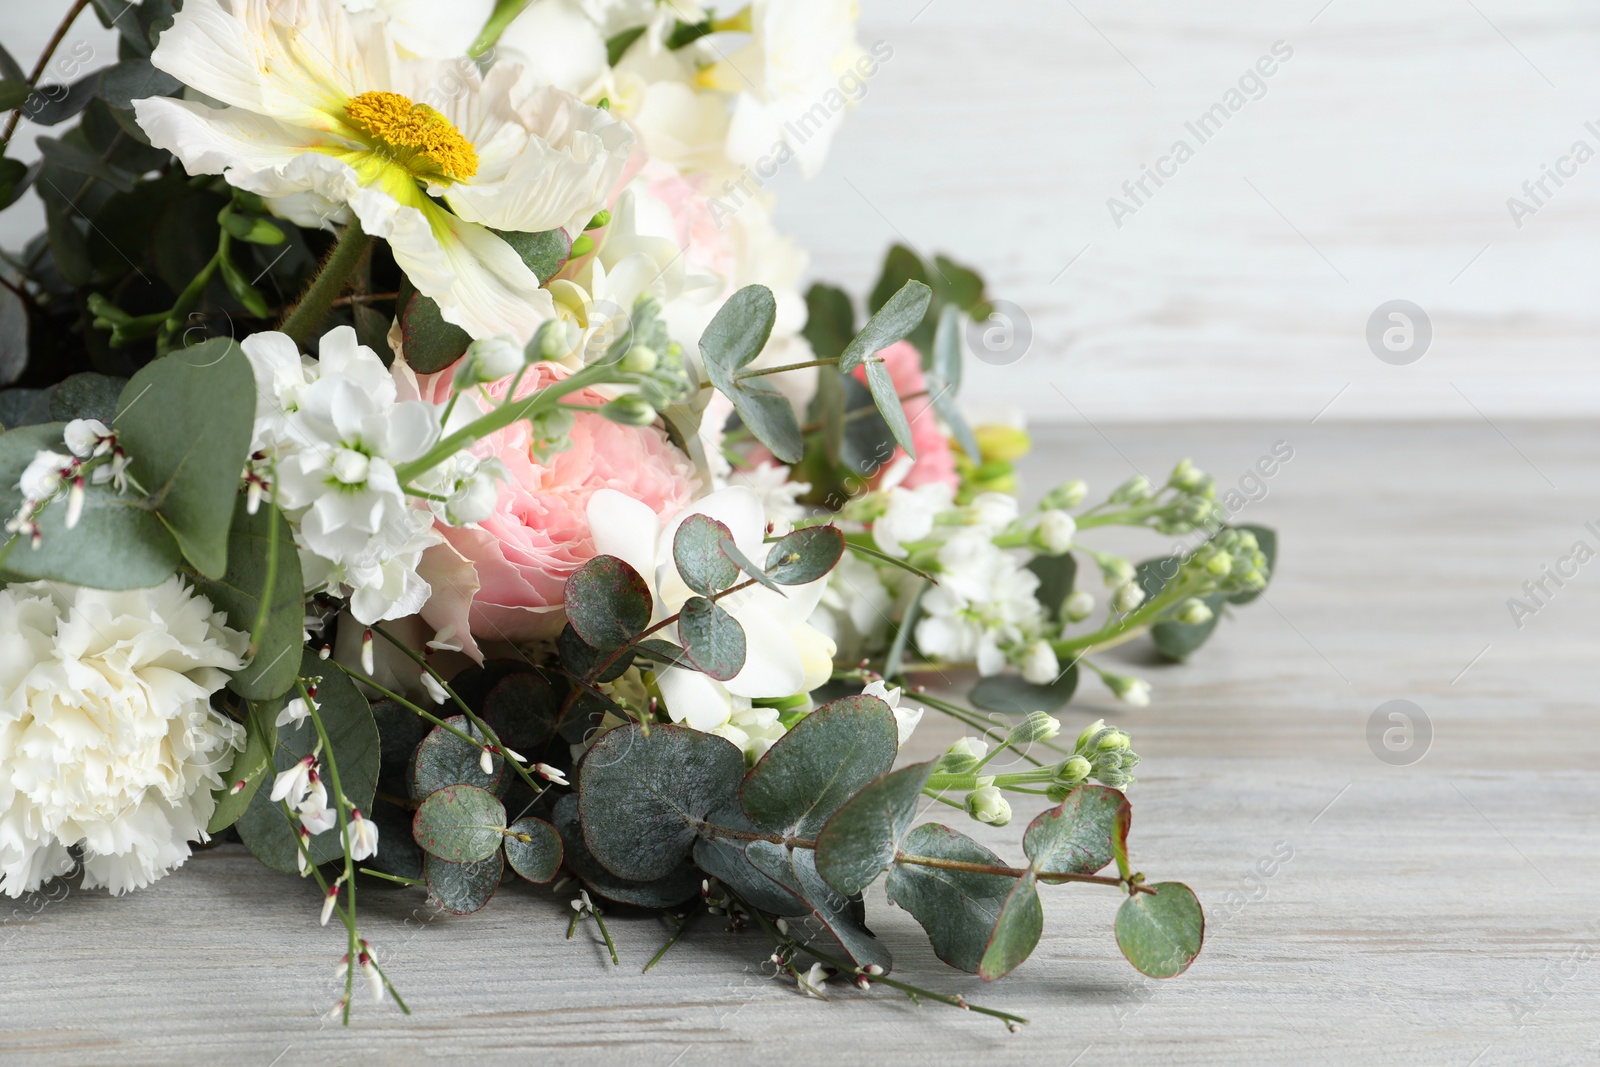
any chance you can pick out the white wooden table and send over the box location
[4,418,1594,1066]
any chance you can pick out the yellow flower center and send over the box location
[344,91,478,182]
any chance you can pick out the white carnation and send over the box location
[0,577,247,897]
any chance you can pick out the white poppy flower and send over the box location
[134,0,634,343]
[342,0,495,60]
[585,486,836,736]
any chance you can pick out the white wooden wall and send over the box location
[7,1,1600,421]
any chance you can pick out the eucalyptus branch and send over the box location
[1,0,91,145]
[582,577,761,688]
[733,356,842,380]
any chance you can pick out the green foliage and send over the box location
[1116,882,1204,978]
[413,784,507,863]
[744,840,892,972]
[814,761,936,896]
[978,873,1044,980]
[1022,785,1129,876]
[235,653,379,873]
[504,817,563,884]
[190,498,304,701]
[1228,524,1277,604]
[741,694,898,836]
[1027,551,1077,623]
[397,283,472,373]
[425,852,503,915]
[762,525,844,586]
[969,667,1079,714]
[0,423,181,588]
[114,339,255,578]
[839,280,931,372]
[492,226,570,284]
[49,372,125,424]
[677,596,746,680]
[673,513,740,596]
[926,304,981,461]
[206,699,277,833]
[412,716,506,798]
[700,284,802,463]
[887,824,1020,973]
[563,554,652,651]
[554,794,700,908]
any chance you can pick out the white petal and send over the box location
[586,488,661,586]
[657,666,734,732]
[496,0,609,96]
[723,610,804,699]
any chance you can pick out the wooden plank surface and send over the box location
[4,418,1595,1066]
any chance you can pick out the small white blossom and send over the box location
[1034,509,1077,554]
[420,670,448,706]
[275,695,313,730]
[18,450,71,500]
[320,886,339,926]
[861,679,923,747]
[1019,640,1060,686]
[797,962,829,999]
[346,809,379,861]
[536,763,570,787]
[62,418,112,458]
[872,483,954,558]
[270,756,317,808]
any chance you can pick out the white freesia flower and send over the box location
[862,679,922,747]
[245,326,443,624]
[585,486,836,742]
[134,0,634,342]
[0,578,246,897]
[807,549,890,664]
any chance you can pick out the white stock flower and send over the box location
[246,327,443,624]
[872,483,954,558]
[0,578,246,897]
[807,548,890,665]
[727,462,809,534]
[862,679,922,747]
[585,486,836,742]
[1035,509,1077,554]
[135,0,634,342]
[1019,640,1060,686]
[915,532,1049,677]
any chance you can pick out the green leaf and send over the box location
[927,304,981,462]
[479,671,558,763]
[29,75,99,128]
[1150,592,1225,662]
[839,280,932,373]
[1023,786,1129,876]
[218,254,271,318]
[887,824,1022,974]
[744,840,893,972]
[802,283,855,362]
[98,58,181,110]
[411,716,505,799]
[741,694,898,836]
[190,498,304,701]
[36,136,135,193]
[504,816,563,884]
[868,245,929,316]
[206,698,277,833]
[863,357,915,458]
[816,369,847,466]
[413,784,507,863]
[677,596,746,682]
[814,761,936,896]
[605,25,647,65]
[0,79,29,112]
[235,651,379,873]
[492,227,570,284]
[115,339,256,578]
[553,793,700,908]
[46,202,92,286]
[48,372,126,424]
[763,525,844,586]
[0,44,24,82]
[1116,882,1204,978]
[632,637,696,671]
[0,157,31,212]
[932,254,992,320]
[673,512,740,596]
[978,871,1044,980]
[0,423,182,589]
[577,723,744,881]
[425,852,503,915]
[398,285,471,373]
[563,554,652,651]
[1228,524,1276,605]
[700,284,802,464]
[1027,552,1077,623]
[968,667,1079,714]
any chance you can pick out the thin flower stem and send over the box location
[328,661,483,750]
[590,907,620,965]
[246,469,280,659]
[580,577,761,689]
[842,540,939,582]
[643,912,692,973]
[1053,577,1201,657]
[369,624,547,796]
[279,220,373,344]
[302,681,362,1019]
[359,867,425,887]
[1,0,91,145]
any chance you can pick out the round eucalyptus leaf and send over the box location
[677,596,745,681]
[673,512,739,596]
[553,794,699,908]
[563,554,652,651]
[1023,785,1130,877]
[968,666,1078,714]
[887,823,1020,975]
[741,693,898,836]
[1116,882,1204,978]
[411,715,504,799]
[503,816,563,884]
[763,525,845,586]
[412,784,507,863]
[978,872,1044,981]
[425,852,503,915]
[814,761,936,897]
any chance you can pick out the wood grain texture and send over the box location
[4,419,1596,1066]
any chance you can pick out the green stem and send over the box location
[643,912,692,973]
[359,867,425,887]
[469,0,535,57]
[1053,576,1203,657]
[329,661,484,750]
[1,0,91,145]
[279,220,373,344]
[734,356,841,381]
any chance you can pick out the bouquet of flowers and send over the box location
[0,0,1275,1026]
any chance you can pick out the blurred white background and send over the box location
[6,0,1599,421]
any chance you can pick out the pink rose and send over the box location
[397,360,699,659]
[853,340,959,492]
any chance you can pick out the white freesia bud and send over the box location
[321,886,339,926]
[1112,582,1145,614]
[965,785,1012,826]
[531,319,573,363]
[1065,589,1095,621]
[458,336,524,387]
[64,477,85,529]
[1100,556,1135,585]
[1176,597,1214,625]
[1033,510,1076,554]
[1019,640,1060,685]
[950,736,990,761]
